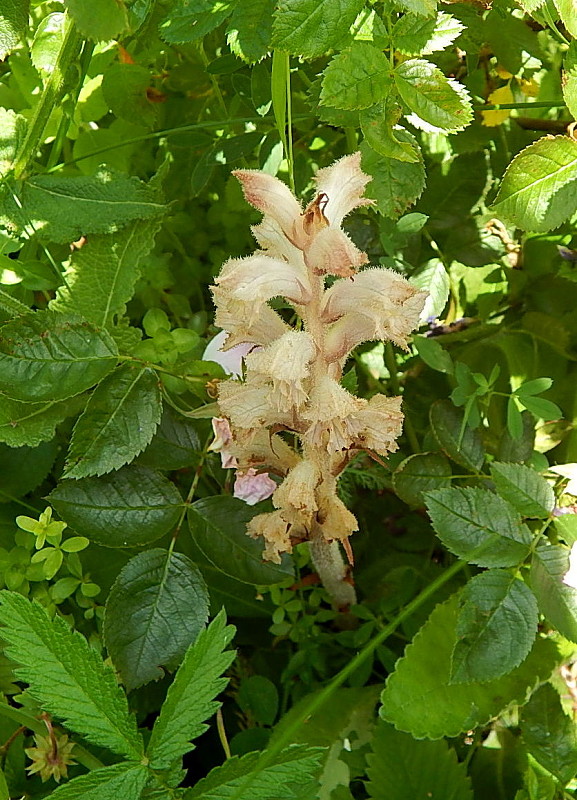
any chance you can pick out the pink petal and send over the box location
[234,469,277,506]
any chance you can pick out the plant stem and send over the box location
[13,16,83,180]
[384,342,420,453]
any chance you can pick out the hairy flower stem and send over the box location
[309,535,356,608]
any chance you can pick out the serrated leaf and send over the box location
[146,611,235,769]
[522,683,577,783]
[360,139,425,219]
[392,452,452,506]
[393,12,464,56]
[0,311,118,402]
[516,0,545,10]
[429,400,485,472]
[425,487,532,567]
[0,0,29,59]
[188,496,294,585]
[320,42,393,110]
[1,170,165,243]
[359,98,420,163]
[104,549,209,692]
[451,570,538,683]
[272,0,364,59]
[394,59,472,133]
[366,720,473,800]
[138,405,201,470]
[51,219,161,330]
[380,594,561,739]
[530,543,577,642]
[159,0,237,44]
[184,744,324,799]
[489,462,555,519]
[491,136,577,232]
[395,0,437,15]
[0,108,27,175]
[227,0,274,63]
[65,0,128,40]
[0,591,143,758]
[554,0,577,37]
[562,42,577,120]
[0,396,73,447]
[64,365,162,479]
[410,258,450,320]
[101,63,156,128]
[49,465,183,547]
[47,762,149,800]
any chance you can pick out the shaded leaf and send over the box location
[521,683,577,783]
[49,465,183,547]
[359,99,420,163]
[101,63,156,128]
[272,0,364,59]
[138,405,202,470]
[227,0,274,63]
[64,365,162,478]
[489,462,555,519]
[104,549,209,692]
[429,400,485,472]
[0,396,73,447]
[0,591,143,758]
[395,0,436,15]
[530,543,577,643]
[0,440,57,500]
[160,0,237,44]
[413,337,454,375]
[0,0,29,59]
[65,0,129,40]
[360,139,425,219]
[393,452,452,506]
[380,594,561,739]
[0,311,118,402]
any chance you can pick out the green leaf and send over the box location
[507,397,524,441]
[238,675,278,726]
[394,0,436,16]
[31,12,65,74]
[272,0,364,59]
[188,496,294,585]
[159,0,237,44]
[516,395,562,421]
[0,440,57,500]
[0,396,73,447]
[101,64,156,128]
[413,337,453,375]
[51,219,162,330]
[137,406,201,471]
[0,591,143,758]
[360,139,425,219]
[380,594,561,739]
[0,0,29,59]
[49,465,183,547]
[146,610,236,769]
[104,549,209,692]
[521,683,577,783]
[410,258,450,320]
[0,311,118,402]
[451,570,538,683]
[227,0,274,63]
[359,98,420,163]
[489,463,555,519]
[0,108,27,175]
[2,170,165,243]
[65,0,129,41]
[491,136,577,232]
[366,720,473,800]
[184,744,324,799]
[429,400,485,472]
[47,763,149,800]
[425,487,532,568]
[64,365,162,479]
[530,543,577,643]
[392,12,464,56]
[562,43,577,121]
[554,0,577,37]
[320,42,393,110]
[392,452,452,506]
[394,59,472,133]
[515,378,553,396]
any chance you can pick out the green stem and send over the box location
[475,101,567,111]
[13,16,83,179]
[384,342,420,453]
[229,557,466,800]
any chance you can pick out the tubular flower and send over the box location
[211,152,427,607]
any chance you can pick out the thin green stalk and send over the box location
[384,341,420,453]
[229,557,466,800]
[13,16,83,179]
[271,50,295,193]
[475,101,566,111]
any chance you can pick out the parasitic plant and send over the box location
[210,153,427,607]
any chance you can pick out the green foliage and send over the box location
[521,684,577,783]
[272,0,364,59]
[320,43,392,110]
[530,543,577,643]
[65,0,129,41]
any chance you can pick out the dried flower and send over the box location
[211,153,426,606]
[25,730,76,783]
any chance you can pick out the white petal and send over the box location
[202,330,257,377]
[306,226,368,277]
[233,169,302,241]
[314,152,373,227]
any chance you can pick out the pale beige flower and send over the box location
[273,459,321,519]
[212,287,289,348]
[229,428,300,475]
[302,376,364,452]
[233,169,303,245]
[208,417,238,469]
[305,226,368,277]
[347,394,404,455]
[314,151,374,227]
[247,509,292,563]
[316,483,359,543]
[217,379,274,432]
[245,331,315,411]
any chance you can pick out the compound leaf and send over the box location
[380,594,561,739]
[272,0,364,59]
[521,683,577,783]
[530,543,577,643]
[320,42,392,110]
[0,591,143,759]
[0,396,74,447]
[451,570,538,683]
[491,136,577,232]
[366,720,473,800]
[49,465,183,547]
[47,763,149,800]
[146,611,236,770]
[425,487,532,568]
[0,311,118,402]
[489,462,555,519]
[64,365,162,479]
[429,400,484,472]
[392,452,452,506]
